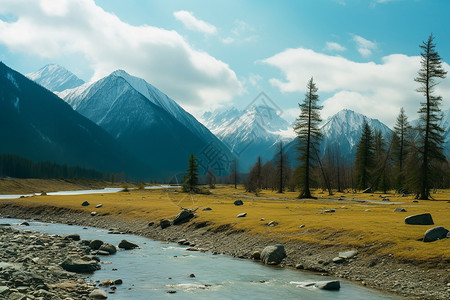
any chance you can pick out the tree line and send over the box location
[242,34,448,199]
[0,153,103,179]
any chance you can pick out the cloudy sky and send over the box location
[0,0,449,127]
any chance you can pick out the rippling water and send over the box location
[4,219,401,300]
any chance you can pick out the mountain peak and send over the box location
[27,64,85,92]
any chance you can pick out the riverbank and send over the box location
[0,198,448,299]
[0,184,449,299]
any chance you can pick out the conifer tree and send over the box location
[354,121,375,191]
[294,77,322,199]
[414,34,447,199]
[392,107,411,190]
[275,141,285,193]
[182,153,199,193]
[244,156,262,193]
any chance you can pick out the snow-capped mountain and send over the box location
[26,64,84,92]
[202,105,295,171]
[0,62,137,174]
[57,69,234,178]
[285,109,393,167]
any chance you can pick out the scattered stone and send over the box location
[189,273,195,278]
[99,243,117,254]
[91,212,97,216]
[332,257,345,263]
[394,208,407,212]
[114,279,123,285]
[160,219,171,229]
[167,290,176,294]
[299,224,305,228]
[64,233,81,241]
[423,226,449,242]
[148,222,154,226]
[267,221,277,227]
[60,256,100,273]
[315,280,341,290]
[95,204,103,208]
[236,213,247,218]
[41,191,47,196]
[178,239,187,245]
[202,207,212,211]
[89,289,108,299]
[20,222,30,226]
[234,200,244,206]
[260,218,266,221]
[295,264,304,269]
[412,200,419,203]
[173,209,195,225]
[118,239,139,250]
[260,244,287,265]
[99,280,115,287]
[81,201,90,206]
[90,240,104,250]
[339,250,357,259]
[251,251,261,260]
[324,209,335,213]
[405,213,434,225]
[365,209,371,212]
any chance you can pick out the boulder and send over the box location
[60,256,100,273]
[405,213,434,225]
[332,257,345,263]
[260,244,287,265]
[236,213,247,218]
[95,204,103,208]
[89,239,104,250]
[173,209,194,225]
[81,201,90,206]
[202,207,212,211]
[234,200,244,206]
[20,222,30,226]
[250,251,261,260]
[160,219,171,229]
[338,250,357,259]
[89,289,108,299]
[423,226,449,242]
[90,211,97,216]
[64,234,81,241]
[394,207,407,212]
[118,239,139,250]
[315,280,341,290]
[99,243,117,254]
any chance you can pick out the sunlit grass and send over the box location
[2,184,449,264]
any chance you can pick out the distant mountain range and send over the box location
[57,69,234,179]
[26,64,85,92]
[0,62,138,176]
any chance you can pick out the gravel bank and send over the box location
[1,203,449,300]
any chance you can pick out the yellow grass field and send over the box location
[1,184,449,264]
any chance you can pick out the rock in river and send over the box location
[99,243,117,254]
[60,256,100,273]
[89,288,108,299]
[260,244,286,265]
[118,239,139,250]
[423,226,449,242]
[315,280,341,290]
[90,239,104,250]
[405,213,434,225]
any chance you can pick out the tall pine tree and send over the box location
[392,107,411,191]
[182,153,199,193]
[354,121,375,191]
[414,34,447,199]
[294,77,322,199]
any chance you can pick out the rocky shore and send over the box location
[1,203,449,300]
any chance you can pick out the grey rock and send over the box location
[315,280,341,290]
[394,207,407,212]
[95,204,103,208]
[424,226,449,242]
[60,256,100,273]
[339,250,357,258]
[9,292,28,300]
[332,257,345,263]
[260,244,287,265]
[405,213,434,225]
[324,209,335,213]
[173,209,194,225]
[81,201,90,206]
[0,286,9,294]
[202,207,212,211]
[63,234,80,241]
[114,279,123,285]
[118,240,138,250]
[99,243,117,254]
[89,289,108,299]
[89,240,104,250]
[160,219,171,229]
[20,222,30,226]
[236,213,247,218]
[295,264,304,269]
[299,224,305,228]
[234,200,244,206]
[250,251,261,260]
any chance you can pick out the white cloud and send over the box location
[353,35,377,57]
[173,10,217,35]
[0,0,242,108]
[325,41,346,52]
[262,47,450,127]
[222,20,258,44]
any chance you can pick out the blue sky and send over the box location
[0,0,449,127]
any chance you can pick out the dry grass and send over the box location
[1,183,449,263]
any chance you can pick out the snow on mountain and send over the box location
[26,64,84,92]
[57,69,234,177]
[202,105,295,171]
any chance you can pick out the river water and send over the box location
[3,219,402,300]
